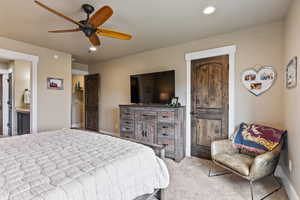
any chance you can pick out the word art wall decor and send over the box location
[241,66,276,96]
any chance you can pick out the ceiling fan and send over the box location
[34,1,132,49]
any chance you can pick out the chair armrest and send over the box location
[249,145,281,181]
[211,140,238,158]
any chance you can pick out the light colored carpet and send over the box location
[164,157,288,200]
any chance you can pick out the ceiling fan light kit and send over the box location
[34,1,132,51]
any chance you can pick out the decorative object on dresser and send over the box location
[119,104,186,162]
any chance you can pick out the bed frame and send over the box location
[93,131,167,200]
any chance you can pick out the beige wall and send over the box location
[284,0,300,194]
[0,62,9,70]
[0,36,72,131]
[90,22,284,134]
[12,60,31,108]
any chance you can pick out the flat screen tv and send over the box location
[130,70,175,104]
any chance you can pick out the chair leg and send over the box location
[249,181,254,200]
[260,175,282,200]
[249,175,282,200]
[208,165,232,177]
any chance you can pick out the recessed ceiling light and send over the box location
[203,6,216,15]
[89,46,97,52]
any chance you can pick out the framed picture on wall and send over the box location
[286,56,297,89]
[47,77,64,90]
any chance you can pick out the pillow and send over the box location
[233,123,268,154]
[233,123,286,155]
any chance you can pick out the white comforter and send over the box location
[0,129,169,200]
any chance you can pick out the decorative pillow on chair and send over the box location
[233,123,286,154]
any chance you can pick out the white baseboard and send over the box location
[276,166,300,200]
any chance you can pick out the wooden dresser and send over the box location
[119,104,185,162]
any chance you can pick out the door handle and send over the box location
[190,112,196,115]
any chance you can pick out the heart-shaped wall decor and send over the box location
[241,66,276,96]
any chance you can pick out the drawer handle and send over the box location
[162,133,168,136]
[125,113,130,115]
[125,122,130,124]
[162,116,168,118]
[142,130,147,137]
[162,126,168,129]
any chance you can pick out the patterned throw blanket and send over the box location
[234,123,286,154]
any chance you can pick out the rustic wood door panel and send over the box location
[7,73,12,136]
[85,74,99,131]
[191,55,229,159]
[0,75,2,135]
[194,119,222,146]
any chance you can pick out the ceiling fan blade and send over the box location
[88,6,113,28]
[48,28,81,33]
[34,1,83,27]
[89,34,101,46]
[97,29,132,40]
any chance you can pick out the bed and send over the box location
[0,129,169,200]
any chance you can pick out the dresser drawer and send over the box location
[121,120,134,127]
[120,124,134,132]
[137,111,157,121]
[158,123,174,139]
[120,131,135,139]
[158,111,174,123]
[120,109,134,120]
[157,138,175,153]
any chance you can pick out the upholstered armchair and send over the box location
[210,139,283,200]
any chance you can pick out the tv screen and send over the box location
[130,70,175,104]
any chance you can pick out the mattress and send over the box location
[0,129,169,200]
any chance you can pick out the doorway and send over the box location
[71,74,85,129]
[185,46,236,157]
[191,55,229,159]
[71,73,99,131]
[0,58,32,136]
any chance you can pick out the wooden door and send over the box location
[0,75,2,135]
[7,73,12,136]
[191,55,229,159]
[85,74,99,131]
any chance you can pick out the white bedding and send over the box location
[0,129,169,200]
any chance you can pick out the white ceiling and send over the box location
[0,0,291,64]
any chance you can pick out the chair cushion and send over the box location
[213,153,254,176]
